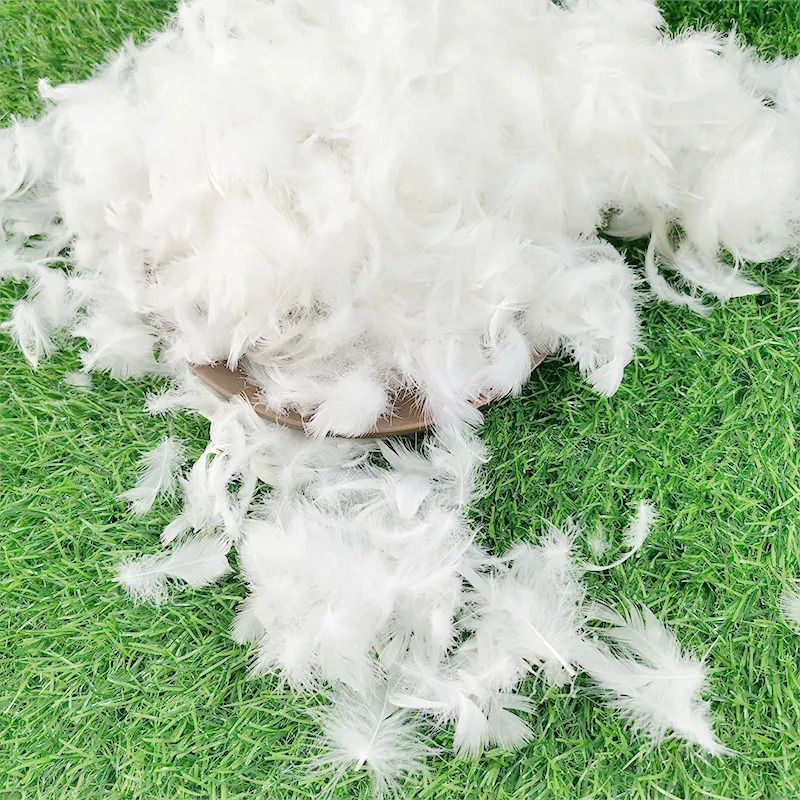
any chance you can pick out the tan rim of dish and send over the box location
[191,353,546,438]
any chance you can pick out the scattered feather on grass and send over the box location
[120,436,185,514]
[116,535,231,604]
[584,502,656,572]
[311,685,434,798]
[580,604,727,755]
[779,583,800,628]
[63,370,92,390]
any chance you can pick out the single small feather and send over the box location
[584,501,656,572]
[580,604,726,754]
[312,685,433,798]
[587,524,609,558]
[63,370,92,390]
[121,437,185,514]
[779,584,800,627]
[116,535,231,604]
[624,502,656,551]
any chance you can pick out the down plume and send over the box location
[3,0,795,792]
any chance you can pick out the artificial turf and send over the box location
[1,1,800,798]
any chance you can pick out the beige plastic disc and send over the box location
[191,353,545,438]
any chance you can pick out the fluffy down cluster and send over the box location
[5,0,800,423]
[118,378,724,795]
[5,0,794,791]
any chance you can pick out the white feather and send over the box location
[0,0,775,785]
[116,535,231,604]
[779,583,800,627]
[1,301,53,368]
[464,523,586,687]
[306,371,389,438]
[624,502,657,552]
[4,0,798,421]
[0,267,74,367]
[584,501,656,572]
[587,524,609,559]
[231,598,265,644]
[579,604,726,754]
[313,685,433,798]
[74,309,157,379]
[63,370,92,390]
[120,437,186,514]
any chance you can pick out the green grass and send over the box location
[2,1,800,797]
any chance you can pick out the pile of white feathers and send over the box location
[5,0,800,791]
